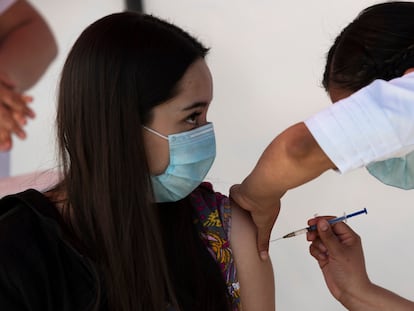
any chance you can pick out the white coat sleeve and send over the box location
[304,72,414,173]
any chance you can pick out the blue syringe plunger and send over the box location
[276,208,368,240]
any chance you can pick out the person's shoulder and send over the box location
[0,189,50,257]
[190,181,228,203]
[190,182,230,221]
[190,182,232,245]
[0,190,38,235]
[0,188,52,221]
[0,190,49,295]
[0,188,67,267]
[0,190,97,310]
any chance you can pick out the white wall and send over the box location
[12,1,414,310]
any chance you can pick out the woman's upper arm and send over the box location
[230,201,275,311]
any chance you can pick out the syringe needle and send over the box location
[270,227,309,242]
[269,237,284,242]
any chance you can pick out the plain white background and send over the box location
[10,0,414,310]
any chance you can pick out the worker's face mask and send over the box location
[366,151,414,190]
[143,123,216,202]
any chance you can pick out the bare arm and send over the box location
[0,0,57,91]
[230,200,275,311]
[230,122,336,259]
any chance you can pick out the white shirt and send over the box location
[305,72,414,173]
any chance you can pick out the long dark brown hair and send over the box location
[56,12,230,311]
[323,1,414,92]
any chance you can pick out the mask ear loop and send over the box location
[142,126,168,140]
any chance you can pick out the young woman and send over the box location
[0,12,274,311]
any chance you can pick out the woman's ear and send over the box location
[404,68,414,75]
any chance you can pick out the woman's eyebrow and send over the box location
[181,102,208,111]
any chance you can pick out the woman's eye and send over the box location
[186,112,201,124]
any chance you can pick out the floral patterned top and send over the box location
[189,182,241,311]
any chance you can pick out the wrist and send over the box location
[340,281,410,311]
[339,280,377,311]
[238,181,283,212]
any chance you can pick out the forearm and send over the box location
[342,282,414,311]
[0,1,57,90]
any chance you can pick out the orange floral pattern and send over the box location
[190,182,241,310]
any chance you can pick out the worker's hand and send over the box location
[230,183,281,261]
[307,217,371,305]
[0,73,34,151]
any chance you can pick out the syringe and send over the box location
[271,207,368,242]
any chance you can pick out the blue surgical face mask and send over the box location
[366,151,414,190]
[143,122,216,202]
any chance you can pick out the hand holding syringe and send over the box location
[271,208,368,242]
